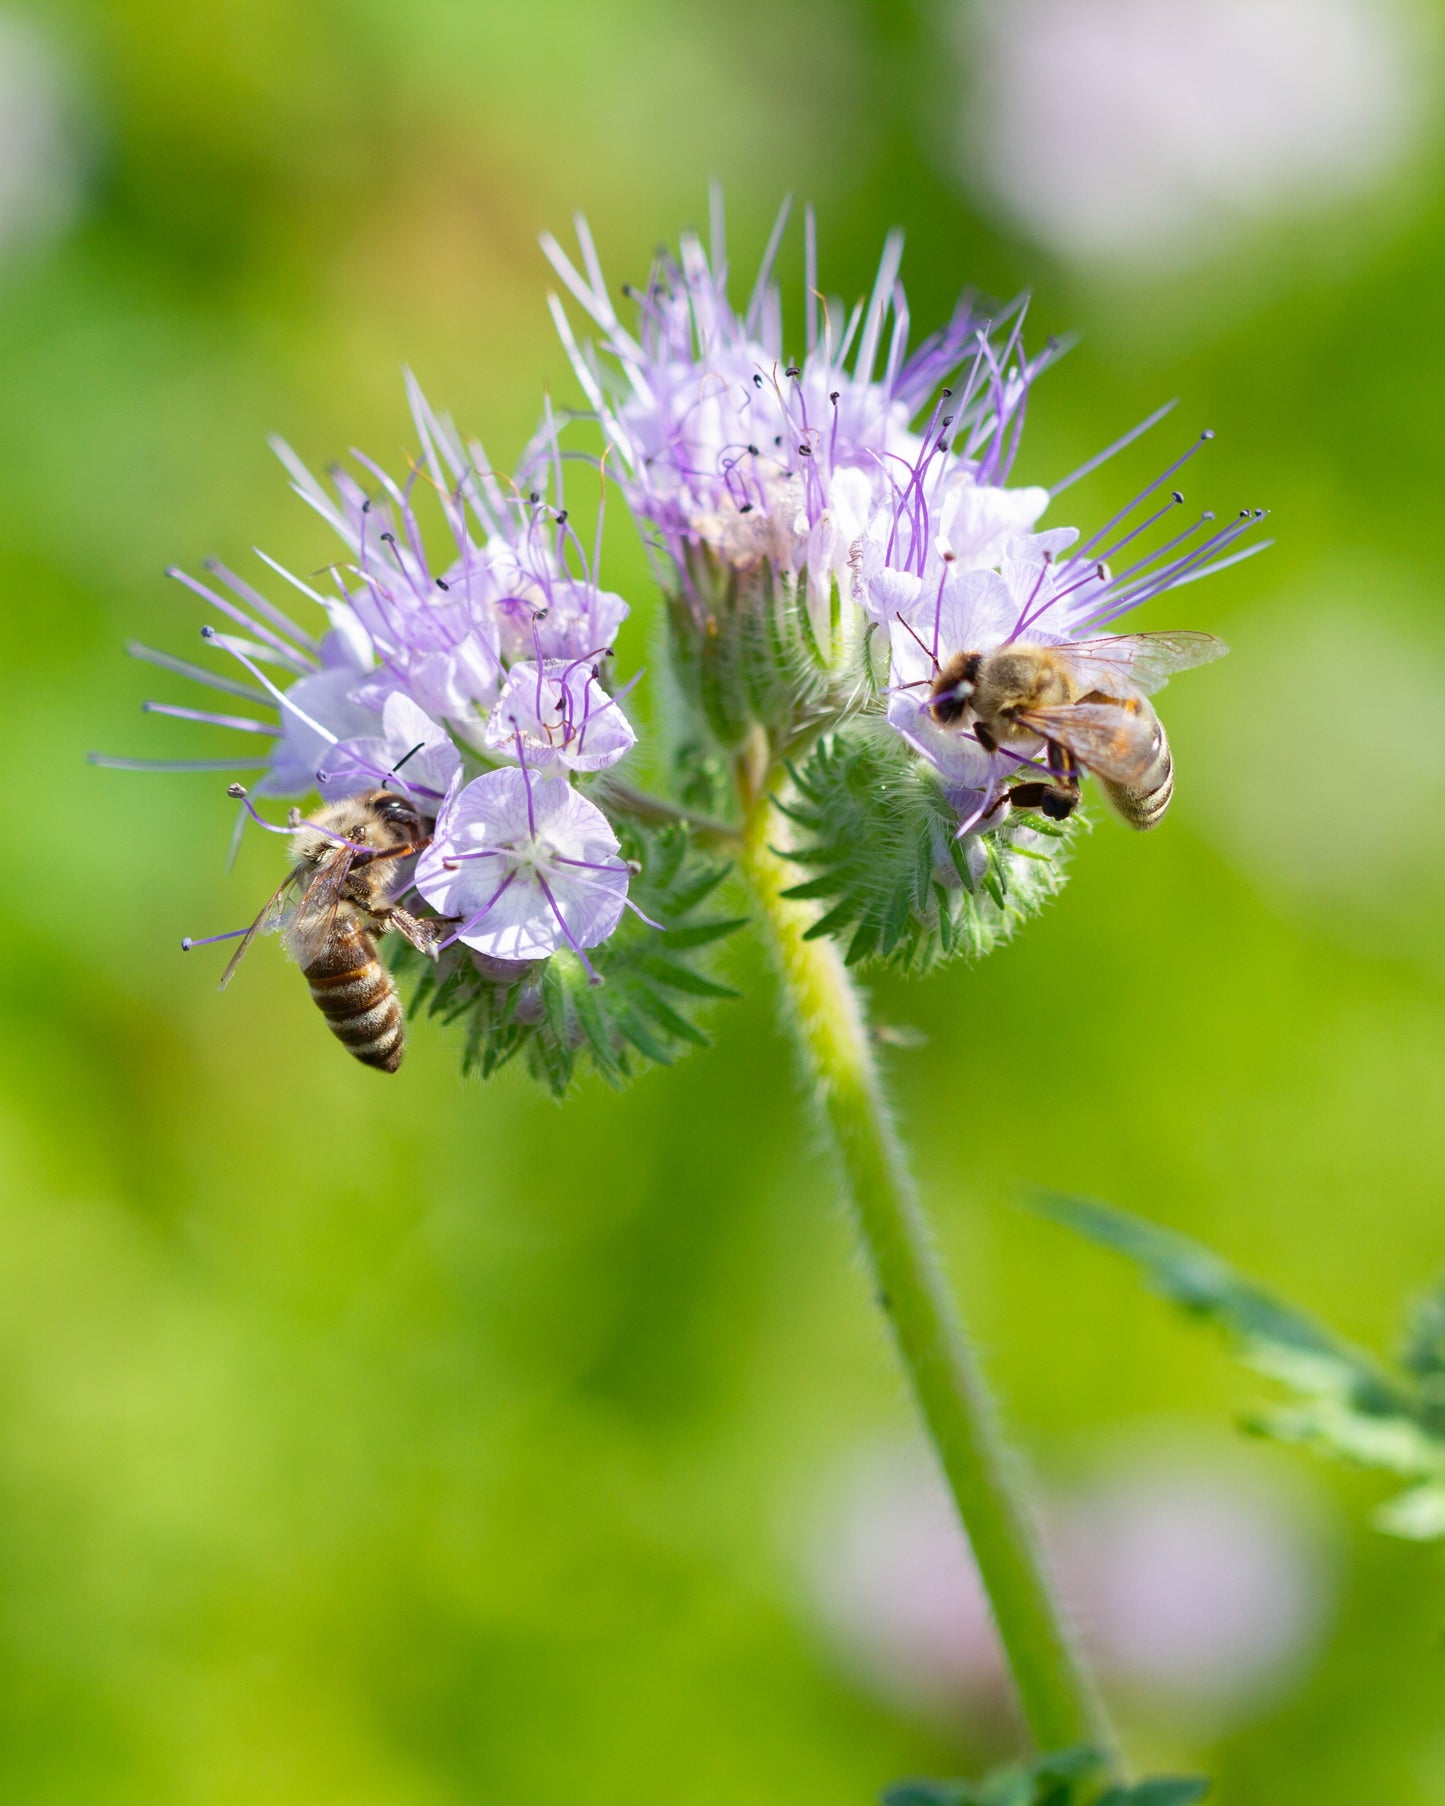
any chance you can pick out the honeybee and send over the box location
[220,788,453,1072]
[927,632,1227,830]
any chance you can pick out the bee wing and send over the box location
[1063,631,1228,697]
[281,849,358,971]
[218,866,305,991]
[1015,700,1161,787]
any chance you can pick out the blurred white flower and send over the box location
[956,0,1428,268]
[800,1438,1333,1730]
[0,14,86,260]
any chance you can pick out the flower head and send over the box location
[94,376,637,805]
[544,200,1058,642]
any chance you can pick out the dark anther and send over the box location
[747,444,759,455]
[436,578,450,591]
[621,283,639,299]
[226,783,248,799]
[773,434,782,445]
[556,509,568,524]
[937,438,950,452]
[1239,508,1251,518]
[1201,429,1215,441]
[361,499,371,513]
[529,490,540,503]
[753,373,764,388]
[785,365,800,379]
[1172,490,1184,503]
[941,387,952,398]
[740,502,753,513]
[380,531,395,543]
[941,415,954,428]
[829,390,840,404]
[798,444,811,457]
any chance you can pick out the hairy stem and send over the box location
[740,797,1115,1764]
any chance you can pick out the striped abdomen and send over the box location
[304,917,404,1072]
[1101,698,1174,831]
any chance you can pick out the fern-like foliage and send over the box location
[884,1746,1207,1806]
[777,725,1076,974]
[1038,1192,1445,1540]
[390,823,743,1097]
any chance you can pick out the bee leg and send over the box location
[1005,781,1052,813]
[1005,780,1078,822]
[382,905,462,959]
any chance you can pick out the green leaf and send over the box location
[780,725,1075,977]
[1036,1191,1445,1534]
[1097,1780,1210,1806]
[883,1747,1104,1806]
[883,1785,975,1806]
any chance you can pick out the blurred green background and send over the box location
[5,0,1445,1800]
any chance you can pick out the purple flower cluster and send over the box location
[546,205,1059,650]
[100,379,639,962]
[100,197,1262,1031]
[546,199,1262,835]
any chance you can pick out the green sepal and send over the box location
[390,822,740,1096]
[779,725,1075,976]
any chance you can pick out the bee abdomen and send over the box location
[304,921,404,1072]
[1108,718,1174,832]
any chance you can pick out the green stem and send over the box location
[740,799,1116,1765]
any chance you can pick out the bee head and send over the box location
[928,652,981,725]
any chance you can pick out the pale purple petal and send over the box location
[483,661,636,772]
[416,768,628,960]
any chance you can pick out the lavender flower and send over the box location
[415,766,630,969]
[94,374,637,809]
[482,660,638,773]
[317,689,461,806]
